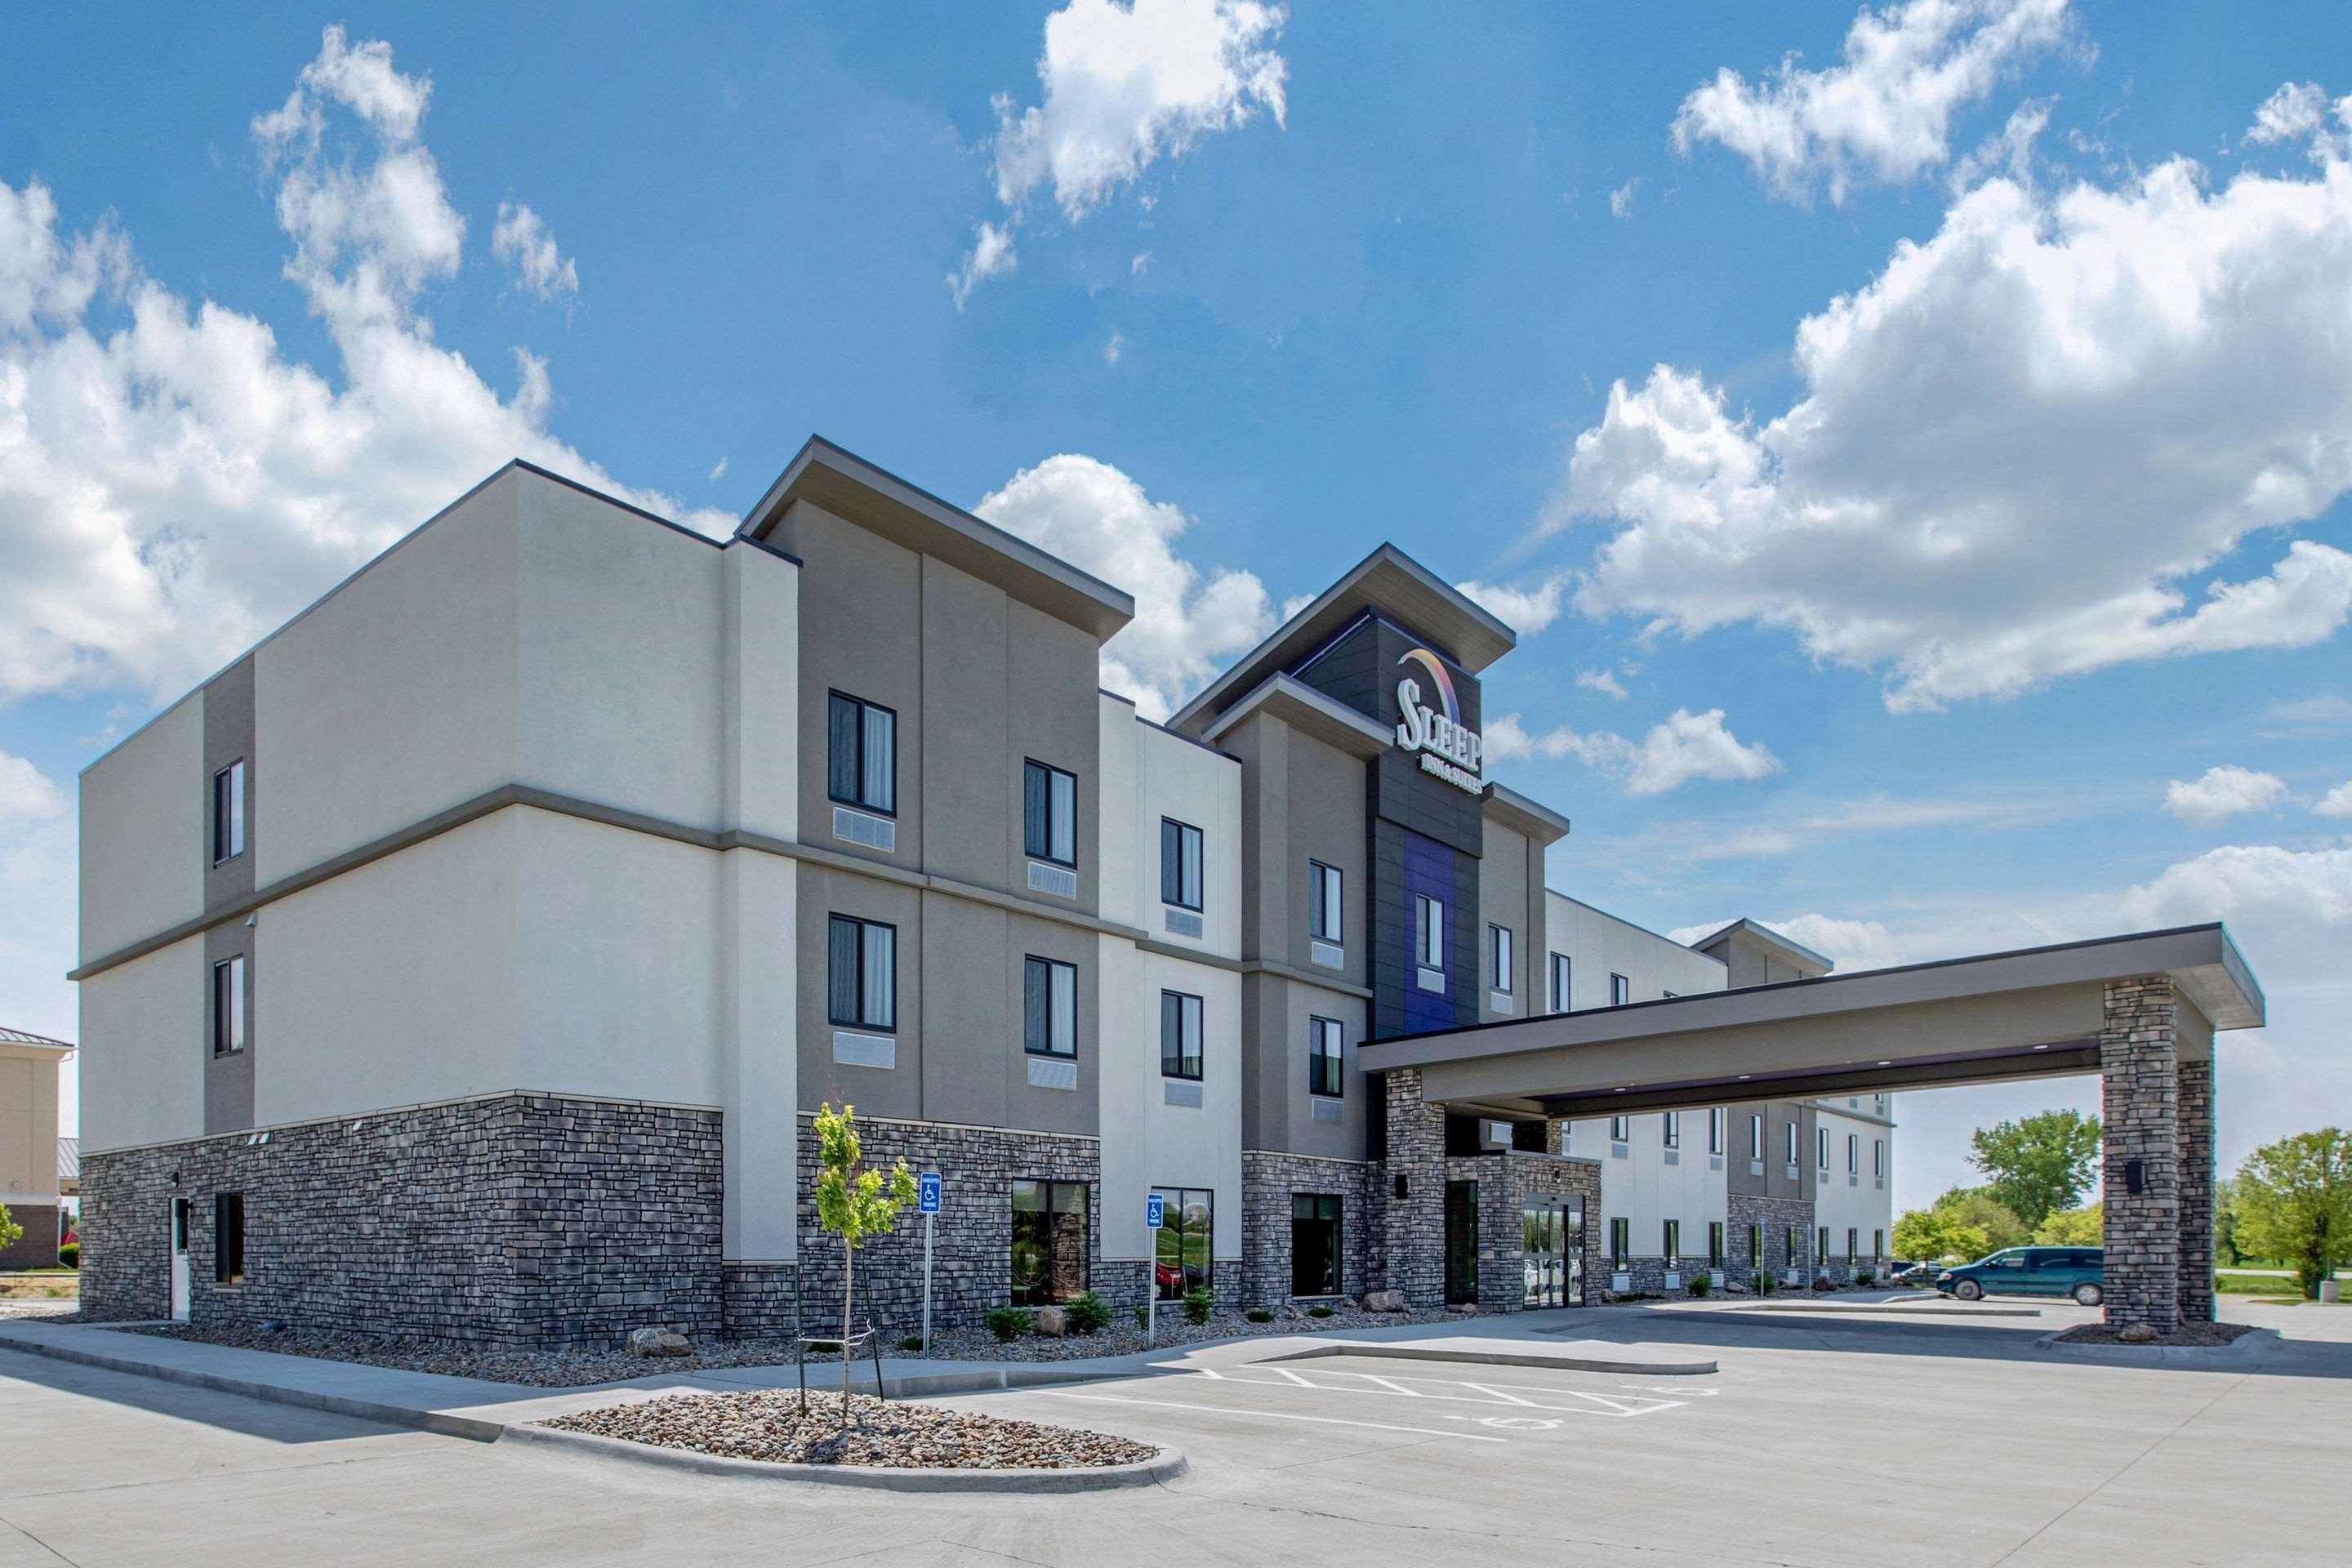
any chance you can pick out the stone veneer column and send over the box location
[2176,1056,2216,1325]
[1379,1068,1446,1308]
[2101,977,2180,1332]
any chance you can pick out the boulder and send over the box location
[1033,1306,1068,1338]
[2118,1323,2159,1344]
[627,1327,692,1357]
[1361,1289,1407,1314]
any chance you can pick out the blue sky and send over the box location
[5,2,2350,1211]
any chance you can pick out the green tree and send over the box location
[1933,1185,2029,1251]
[810,1102,916,1427]
[0,1201,20,1255]
[2034,1201,2102,1245]
[2213,1175,2244,1268]
[1969,1110,2102,1230]
[2233,1129,2352,1299]
[1893,1207,1988,1263]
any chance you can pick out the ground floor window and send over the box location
[1609,1216,1631,1267]
[1819,1226,1832,1264]
[1748,1223,1763,1272]
[1784,1226,1800,1267]
[1292,1193,1343,1297]
[1708,1221,1725,1267]
[213,1193,245,1284]
[1662,1218,1681,1264]
[1153,1187,1213,1299]
[1872,1229,1884,1261]
[1847,1227,1860,1263]
[1010,1179,1088,1305]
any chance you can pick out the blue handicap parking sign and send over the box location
[919,1170,942,1214]
[1145,1192,1165,1229]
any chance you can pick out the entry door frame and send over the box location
[168,1196,192,1321]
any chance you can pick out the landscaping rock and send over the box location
[628,1327,692,1357]
[541,1389,1156,1470]
[1032,1307,1067,1338]
[2118,1324,2158,1343]
[1361,1290,1406,1313]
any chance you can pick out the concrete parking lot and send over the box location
[2,1299,2345,1567]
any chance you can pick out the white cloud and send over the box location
[0,751,66,823]
[1577,666,1628,699]
[956,0,1286,302]
[2244,81,2331,146]
[2314,782,2352,818]
[0,27,727,706]
[1103,330,1125,365]
[1553,114,2352,712]
[2116,842,2352,978]
[1668,912,1910,972]
[1131,251,1152,275]
[1454,571,1569,635]
[2164,764,2289,826]
[708,457,728,482]
[948,220,1018,309]
[974,454,1276,720]
[1672,0,2076,205]
[0,752,76,1049]
[1609,178,1641,219]
[490,202,578,301]
[1486,706,1779,795]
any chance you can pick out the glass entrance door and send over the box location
[1523,1200,1566,1308]
[1562,1196,1584,1305]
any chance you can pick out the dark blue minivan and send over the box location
[1937,1245,2104,1306]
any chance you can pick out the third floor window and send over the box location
[1160,818,1203,911]
[1309,861,1343,942]
[826,693,896,815]
[212,759,245,863]
[1023,760,1077,866]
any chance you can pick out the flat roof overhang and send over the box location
[1358,924,2263,1120]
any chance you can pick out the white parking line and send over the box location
[1194,1365,1686,1419]
[1036,1390,1508,1442]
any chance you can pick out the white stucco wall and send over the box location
[721,848,797,1260]
[79,697,203,962]
[1096,937,1245,1267]
[721,541,800,843]
[1579,1111,1729,1264]
[1098,698,1243,957]
[78,937,204,1152]
[1812,1102,1895,1254]
[1542,891,1726,1009]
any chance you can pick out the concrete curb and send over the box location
[1259,1342,1718,1376]
[1735,1302,2042,1318]
[2030,1326,2284,1365]
[501,1422,1187,1492]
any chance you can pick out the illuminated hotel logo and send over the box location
[1394,648,1482,793]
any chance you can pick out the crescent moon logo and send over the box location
[1397,648,1460,726]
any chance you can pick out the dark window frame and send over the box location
[211,955,245,1057]
[1662,1111,1680,1149]
[1160,817,1205,911]
[826,914,898,1031]
[1307,1014,1344,1098]
[826,691,898,817]
[1308,861,1343,942]
[1153,1186,1214,1299]
[1548,951,1570,1013]
[1608,972,1630,1006]
[1009,1178,1089,1306]
[1663,1218,1681,1264]
[212,759,246,865]
[1609,1115,1630,1143]
[1290,1192,1343,1298]
[1488,923,1513,994]
[1023,955,1079,1058]
[1708,1107,1725,1155]
[1022,759,1080,868]
[1159,989,1204,1080]
[1708,1220,1725,1267]
[213,1192,245,1284]
[1414,894,1446,970]
[1609,1216,1631,1267]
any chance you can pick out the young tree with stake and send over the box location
[811,1102,916,1427]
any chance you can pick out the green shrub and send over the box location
[1686,1272,1711,1298]
[1759,1274,1777,1295]
[1133,1303,1150,1328]
[1307,1304,1334,1318]
[56,1242,78,1269]
[1855,1270,1875,1288]
[805,1339,842,1353]
[897,1334,925,1352]
[1245,1307,1273,1323]
[1182,1287,1214,1325]
[1066,1290,1112,1335]
[984,1306,1033,1343]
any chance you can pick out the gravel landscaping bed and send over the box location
[540,1389,1156,1469]
[114,1303,1467,1386]
[2051,1321,2263,1348]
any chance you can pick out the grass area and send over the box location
[2216,1272,2349,1302]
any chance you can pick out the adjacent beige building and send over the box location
[0,1027,73,1268]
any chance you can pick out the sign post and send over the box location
[918,1171,942,1358]
[1144,1192,1165,1347]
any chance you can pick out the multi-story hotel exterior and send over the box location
[74,439,1888,1343]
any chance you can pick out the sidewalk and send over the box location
[0,1309,1712,1443]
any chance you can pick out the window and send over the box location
[1609,973,1630,1006]
[1874,1094,1886,1116]
[1819,1226,1831,1264]
[1748,1223,1763,1271]
[213,1192,244,1284]
[1662,1111,1680,1149]
[1874,1138,1885,1178]
[1307,1015,1344,1098]
[1708,1221,1725,1267]
[1785,1120,1798,1165]
[1663,1219,1681,1264]
[1872,1228,1884,1261]
[1748,1113,1762,1159]
[1154,1187,1213,1299]
[1609,1116,1630,1143]
[1818,1126,1830,1170]
[1847,1133,1860,1174]
[1309,861,1343,942]
[1609,1217,1631,1267]
[211,956,245,1056]
[1009,1179,1088,1305]
[1708,1107,1726,1155]
[1292,1194,1343,1296]
[1160,991,1203,1080]
[1023,956,1078,1058]
[826,916,896,1030]
[1414,895,1446,969]
[1488,924,1513,993]
[212,760,245,863]
[1846,1227,1860,1263]
[1023,760,1078,866]
[1160,818,1204,911]
[1548,952,1570,1013]
[1784,1226,1800,1267]
[826,693,896,814]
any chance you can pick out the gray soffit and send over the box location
[739,436,1135,642]
[1688,915,1834,973]
[1200,672,1395,759]
[1481,782,1571,844]
[1361,923,2264,1113]
[1167,542,1517,734]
